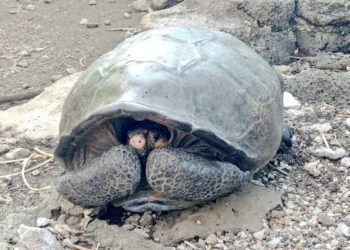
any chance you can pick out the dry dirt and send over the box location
[0,0,144,110]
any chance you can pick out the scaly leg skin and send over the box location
[57,145,141,207]
[146,148,250,201]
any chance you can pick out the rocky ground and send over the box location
[1,1,350,250]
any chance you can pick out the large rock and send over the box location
[0,73,81,140]
[296,0,350,54]
[140,0,296,65]
[285,69,350,109]
[152,183,281,245]
[18,225,62,250]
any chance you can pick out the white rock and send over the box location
[0,73,81,140]
[205,234,219,245]
[311,147,346,160]
[131,0,150,12]
[36,217,50,227]
[31,169,40,176]
[253,230,265,241]
[304,161,321,177]
[307,123,332,133]
[133,228,149,239]
[5,148,31,160]
[124,12,131,19]
[26,4,36,11]
[0,144,10,154]
[340,157,350,168]
[346,118,350,129]
[268,237,281,249]
[80,18,88,25]
[18,225,62,250]
[283,92,301,109]
[139,212,153,227]
[335,223,350,237]
[273,65,291,74]
[285,109,305,118]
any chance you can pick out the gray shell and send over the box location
[56,26,283,172]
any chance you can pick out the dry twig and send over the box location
[105,28,136,32]
[0,158,53,179]
[320,132,330,149]
[34,147,54,158]
[21,154,52,191]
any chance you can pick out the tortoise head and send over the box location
[126,121,170,158]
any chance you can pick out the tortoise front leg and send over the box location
[57,145,141,207]
[146,148,250,201]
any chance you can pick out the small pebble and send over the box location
[31,170,40,176]
[108,0,116,2]
[335,223,350,237]
[268,237,281,249]
[18,50,31,57]
[125,214,141,224]
[340,157,350,168]
[307,123,332,133]
[154,237,160,243]
[9,9,18,14]
[70,235,79,243]
[22,83,30,89]
[62,238,72,247]
[311,147,346,160]
[104,19,112,26]
[273,65,291,74]
[205,234,219,245]
[133,228,149,239]
[88,0,97,5]
[17,60,29,68]
[26,4,36,11]
[5,148,31,160]
[65,67,77,74]
[18,225,61,249]
[131,0,150,12]
[304,161,321,177]
[283,92,301,109]
[80,18,88,25]
[36,217,50,227]
[123,12,131,19]
[139,212,153,227]
[50,74,63,82]
[317,213,334,226]
[253,229,265,241]
[197,239,206,248]
[86,22,99,28]
[345,118,350,129]
[44,0,53,3]
[0,144,10,154]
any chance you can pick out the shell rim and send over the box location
[55,101,255,171]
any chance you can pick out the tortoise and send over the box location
[55,26,289,212]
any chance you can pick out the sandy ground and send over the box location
[0,0,143,110]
